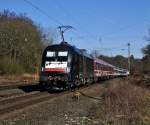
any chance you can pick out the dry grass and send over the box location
[0,74,39,84]
[88,79,150,125]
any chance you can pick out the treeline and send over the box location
[142,33,150,74]
[0,10,52,75]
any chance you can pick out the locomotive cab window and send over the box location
[46,51,56,57]
[46,51,56,61]
[58,51,68,56]
[58,51,68,61]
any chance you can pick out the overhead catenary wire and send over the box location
[52,0,93,36]
[23,0,63,25]
[23,0,84,42]
[51,0,93,40]
[23,0,145,42]
[53,0,138,40]
[79,5,150,39]
[22,0,146,58]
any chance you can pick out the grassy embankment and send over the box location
[88,77,150,125]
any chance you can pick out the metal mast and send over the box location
[127,43,131,73]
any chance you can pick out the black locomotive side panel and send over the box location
[71,52,94,85]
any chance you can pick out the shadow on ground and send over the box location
[18,84,40,92]
[18,84,65,94]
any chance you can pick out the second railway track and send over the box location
[0,82,38,91]
[0,92,54,119]
[0,83,101,120]
[0,89,70,120]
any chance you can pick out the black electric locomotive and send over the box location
[39,42,94,90]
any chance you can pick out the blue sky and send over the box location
[0,0,150,58]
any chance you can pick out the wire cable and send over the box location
[23,0,63,25]
[52,0,96,39]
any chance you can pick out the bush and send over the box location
[0,58,24,75]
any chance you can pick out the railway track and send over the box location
[0,89,25,99]
[0,91,40,104]
[0,89,69,119]
[0,83,39,100]
[0,83,101,120]
[0,82,38,90]
[0,92,51,113]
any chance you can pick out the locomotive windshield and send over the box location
[45,51,68,61]
[58,51,68,61]
[46,51,56,61]
[46,51,56,57]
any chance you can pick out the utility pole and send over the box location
[110,51,113,57]
[57,25,73,42]
[98,37,102,56]
[127,43,131,73]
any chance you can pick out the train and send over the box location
[39,41,129,90]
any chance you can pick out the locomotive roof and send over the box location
[45,42,93,59]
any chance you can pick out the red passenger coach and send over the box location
[94,58,114,81]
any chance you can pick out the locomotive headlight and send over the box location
[66,67,70,73]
